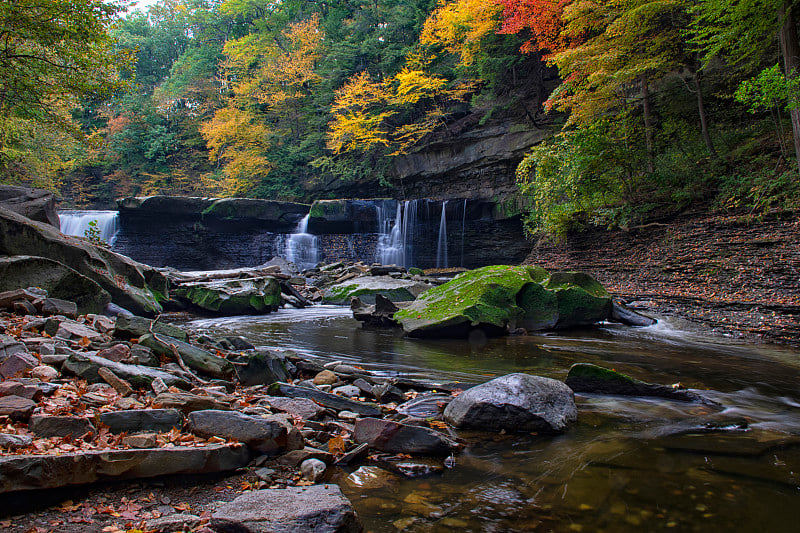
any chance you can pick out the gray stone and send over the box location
[610,301,657,327]
[122,433,158,449]
[145,513,202,533]
[236,350,291,386]
[277,447,334,467]
[29,415,95,438]
[41,298,78,319]
[0,444,251,493]
[268,383,381,417]
[354,417,457,456]
[0,335,28,361]
[323,275,432,305]
[300,458,327,482]
[0,184,59,227]
[99,409,185,434]
[155,392,230,414]
[0,381,42,400]
[371,383,405,404]
[332,385,361,397]
[0,395,36,420]
[396,393,452,419]
[130,344,160,367]
[96,343,131,362]
[138,333,234,380]
[0,352,38,380]
[113,314,189,342]
[211,485,362,533]
[63,352,190,389]
[187,410,303,455]
[261,396,327,420]
[55,321,103,341]
[443,373,577,433]
[174,276,281,315]
[30,365,58,382]
[0,434,32,449]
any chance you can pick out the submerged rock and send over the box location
[211,485,362,533]
[394,265,612,338]
[443,373,577,433]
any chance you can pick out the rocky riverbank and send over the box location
[526,211,800,345]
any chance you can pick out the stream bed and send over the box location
[187,306,800,532]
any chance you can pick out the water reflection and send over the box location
[186,307,800,532]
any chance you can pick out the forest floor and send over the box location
[525,209,800,345]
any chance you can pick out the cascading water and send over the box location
[375,200,420,267]
[58,210,120,246]
[436,200,448,268]
[282,215,319,271]
[460,198,467,267]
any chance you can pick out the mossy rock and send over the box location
[323,276,431,305]
[564,363,710,403]
[393,265,539,338]
[394,265,612,338]
[174,277,281,315]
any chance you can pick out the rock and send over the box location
[96,344,131,362]
[300,458,327,482]
[30,365,58,382]
[236,350,292,386]
[98,367,134,396]
[174,276,282,315]
[0,395,36,420]
[0,434,32,450]
[371,383,405,404]
[187,410,303,455]
[268,382,382,417]
[387,458,445,478]
[334,442,370,466]
[609,301,658,326]
[0,381,42,401]
[130,345,160,367]
[145,514,202,532]
[0,334,29,360]
[396,393,452,419]
[211,485,362,533]
[354,417,457,455]
[564,363,710,403]
[0,207,167,315]
[13,299,37,315]
[55,320,103,341]
[314,370,338,386]
[351,294,402,328]
[261,396,327,420]
[278,447,334,467]
[138,333,234,380]
[345,466,402,490]
[41,298,78,319]
[337,410,360,421]
[122,433,158,449]
[0,444,251,493]
[333,385,361,397]
[324,275,432,305]
[222,336,255,350]
[113,314,189,342]
[98,409,185,434]
[155,392,230,414]
[0,184,59,227]
[63,352,190,389]
[443,373,577,433]
[114,397,144,409]
[0,352,39,380]
[394,265,612,338]
[28,415,95,438]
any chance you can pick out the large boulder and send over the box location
[393,265,612,338]
[443,373,578,433]
[211,485,362,533]
[0,184,59,227]
[0,206,167,315]
[138,333,235,379]
[0,255,110,314]
[323,275,432,305]
[354,417,457,455]
[173,276,281,314]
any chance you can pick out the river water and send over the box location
[187,307,800,532]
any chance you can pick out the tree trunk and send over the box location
[641,75,655,174]
[694,70,717,158]
[779,2,800,173]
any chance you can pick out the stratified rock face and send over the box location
[174,276,281,315]
[393,265,612,338]
[0,184,59,227]
[0,255,110,314]
[323,276,432,305]
[0,206,167,315]
[211,485,362,533]
[443,373,578,433]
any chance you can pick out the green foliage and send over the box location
[734,64,800,113]
[83,220,110,248]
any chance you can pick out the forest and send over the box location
[1,0,799,238]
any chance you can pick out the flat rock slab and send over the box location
[443,373,577,433]
[99,409,185,434]
[0,444,250,493]
[138,333,234,380]
[0,395,36,420]
[29,415,95,438]
[211,485,362,533]
[187,410,303,455]
[261,396,327,420]
[268,383,381,417]
[155,392,231,414]
[354,417,457,456]
[63,352,190,389]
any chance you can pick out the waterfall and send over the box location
[436,200,448,268]
[282,215,319,271]
[375,199,419,267]
[460,198,467,267]
[58,210,120,246]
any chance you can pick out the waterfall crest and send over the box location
[58,210,120,246]
[282,215,319,271]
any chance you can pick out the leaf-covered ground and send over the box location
[526,211,800,344]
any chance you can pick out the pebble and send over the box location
[300,458,327,482]
[313,369,337,385]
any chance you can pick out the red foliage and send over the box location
[497,0,571,56]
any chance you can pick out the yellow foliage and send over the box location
[327,72,395,154]
[392,68,448,105]
[420,0,503,65]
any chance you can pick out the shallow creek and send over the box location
[187,306,800,532]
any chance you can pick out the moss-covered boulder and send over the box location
[323,276,431,305]
[393,265,612,338]
[174,276,281,315]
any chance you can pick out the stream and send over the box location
[186,306,800,532]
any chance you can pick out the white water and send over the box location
[375,200,420,267]
[281,215,319,271]
[58,210,120,245]
[436,200,448,268]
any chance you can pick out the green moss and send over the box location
[517,282,559,330]
[408,267,424,276]
[546,272,609,298]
